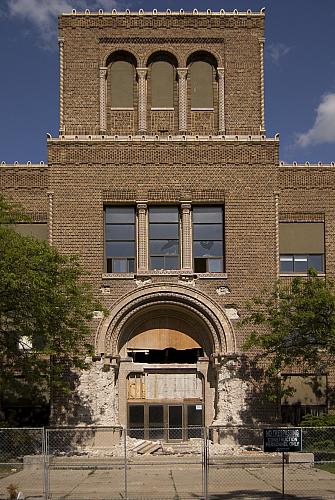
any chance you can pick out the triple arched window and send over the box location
[104,50,222,134]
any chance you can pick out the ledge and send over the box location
[279,273,325,278]
[49,134,278,143]
[102,271,228,280]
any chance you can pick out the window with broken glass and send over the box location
[149,207,179,270]
[193,206,224,272]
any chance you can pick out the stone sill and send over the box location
[102,272,227,280]
[280,273,325,278]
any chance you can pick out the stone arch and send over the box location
[96,283,236,356]
[104,49,139,68]
[146,50,179,68]
[185,49,221,68]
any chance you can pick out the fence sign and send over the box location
[263,428,302,452]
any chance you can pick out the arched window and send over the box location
[110,60,134,108]
[190,60,213,109]
[151,61,174,108]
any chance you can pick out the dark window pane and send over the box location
[149,207,179,223]
[128,259,135,273]
[280,255,293,273]
[107,259,113,273]
[168,405,183,440]
[128,404,144,439]
[194,258,207,273]
[150,256,165,269]
[294,255,308,272]
[112,259,127,273]
[308,254,324,272]
[208,258,223,272]
[150,223,178,239]
[193,207,222,223]
[106,241,135,258]
[105,224,134,241]
[150,240,179,255]
[194,241,222,257]
[105,207,135,224]
[164,256,179,269]
[193,224,222,240]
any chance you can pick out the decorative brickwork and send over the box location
[190,111,215,135]
[150,110,175,134]
[109,111,134,134]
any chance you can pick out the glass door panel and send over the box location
[168,405,183,440]
[187,404,203,438]
[128,404,144,439]
[149,405,164,440]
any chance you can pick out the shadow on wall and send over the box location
[50,368,94,426]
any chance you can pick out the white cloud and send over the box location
[6,0,119,44]
[268,43,291,64]
[296,93,335,147]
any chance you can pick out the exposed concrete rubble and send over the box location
[77,359,118,425]
[214,355,251,426]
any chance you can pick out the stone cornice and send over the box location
[49,134,278,143]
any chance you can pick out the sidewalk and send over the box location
[0,457,334,499]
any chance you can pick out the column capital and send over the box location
[58,37,65,46]
[217,67,225,78]
[180,202,192,210]
[137,202,148,211]
[100,66,107,73]
[259,37,266,44]
[177,67,188,79]
[136,67,148,78]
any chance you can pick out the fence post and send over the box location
[42,428,49,500]
[124,427,128,500]
[203,426,209,500]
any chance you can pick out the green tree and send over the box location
[242,270,335,400]
[0,194,99,422]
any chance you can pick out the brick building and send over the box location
[1,9,332,433]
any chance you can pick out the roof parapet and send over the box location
[0,161,47,167]
[64,8,265,17]
[279,161,335,167]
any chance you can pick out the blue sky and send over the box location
[0,0,335,164]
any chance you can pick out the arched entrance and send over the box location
[96,284,236,439]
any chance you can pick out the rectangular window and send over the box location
[149,207,179,270]
[193,206,224,273]
[279,222,325,274]
[279,254,324,273]
[281,374,327,425]
[105,207,135,273]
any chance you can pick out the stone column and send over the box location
[137,68,148,134]
[137,202,148,272]
[177,68,188,133]
[58,37,65,134]
[217,67,225,134]
[99,66,107,134]
[259,38,266,134]
[181,202,192,271]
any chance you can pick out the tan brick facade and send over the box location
[1,10,333,430]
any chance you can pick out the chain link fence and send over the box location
[0,426,334,499]
[0,428,45,499]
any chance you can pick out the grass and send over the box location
[316,462,335,474]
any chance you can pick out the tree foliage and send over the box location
[0,194,99,413]
[242,270,335,399]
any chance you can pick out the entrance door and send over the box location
[168,405,183,440]
[149,405,164,440]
